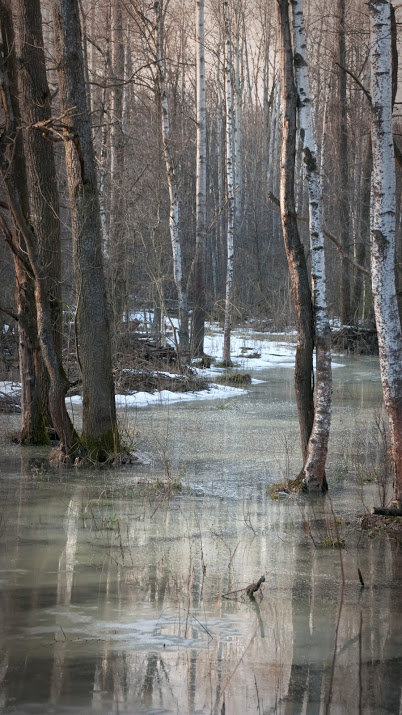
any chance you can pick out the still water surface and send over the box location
[0,355,401,713]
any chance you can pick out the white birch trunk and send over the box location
[233,5,243,221]
[109,0,125,324]
[154,0,189,358]
[291,0,332,491]
[222,0,235,365]
[369,0,402,508]
[192,0,207,356]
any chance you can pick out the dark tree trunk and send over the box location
[276,0,314,461]
[1,0,49,445]
[16,0,63,438]
[53,0,119,459]
[0,0,78,456]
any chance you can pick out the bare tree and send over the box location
[53,0,120,459]
[222,0,235,365]
[0,0,78,456]
[191,0,207,357]
[291,0,332,491]
[16,0,63,441]
[276,0,314,463]
[154,0,189,360]
[109,0,127,329]
[369,0,402,509]
[337,0,352,326]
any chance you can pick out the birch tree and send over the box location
[154,0,189,359]
[337,0,351,326]
[276,0,314,462]
[369,0,402,509]
[291,0,332,491]
[109,0,127,328]
[192,0,207,357]
[222,0,235,365]
[53,0,120,460]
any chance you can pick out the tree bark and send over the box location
[337,0,351,326]
[291,0,332,491]
[109,0,127,331]
[222,0,235,365]
[154,0,189,361]
[369,0,402,509]
[276,0,314,463]
[16,0,63,437]
[0,0,70,447]
[192,0,207,357]
[53,0,119,459]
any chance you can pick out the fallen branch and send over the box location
[246,575,266,598]
[371,506,402,517]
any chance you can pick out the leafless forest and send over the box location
[0,0,401,499]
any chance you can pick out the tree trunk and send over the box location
[291,0,332,491]
[276,0,314,463]
[222,0,235,365]
[337,0,351,326]
[109,0,126,332]
[0,0,77,448]
[353,136,371,321]
[192,0,207,358]
[154,0,189,360]
[53,0,119,459]
[16,0,63,437]
[369,0,402,509]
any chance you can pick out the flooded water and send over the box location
[0,354,401,714]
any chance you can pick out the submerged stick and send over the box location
[246,575,266,598]
[221,575,266,600]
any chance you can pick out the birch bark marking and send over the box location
[369,0,402,509]
[192,0,207,357]
[291,0,332,491]
[222,0,235,365]
[154,0,189,359]
[276,0,314,463]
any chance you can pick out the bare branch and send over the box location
[267,193,370,277]
[334,62,372,104]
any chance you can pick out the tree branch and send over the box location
[267,192,370,277]
[334,62,372,104]
[0,304,18,321]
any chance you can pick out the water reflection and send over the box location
[0,356,401,713]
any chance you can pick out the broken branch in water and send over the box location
[246,575,266,598]
[221,575,266,600]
